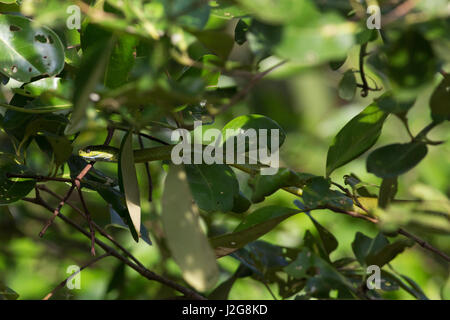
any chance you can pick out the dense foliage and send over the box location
[0,0,449,300]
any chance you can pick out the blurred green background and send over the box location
[0,0,449,300]
[1,43,449,299]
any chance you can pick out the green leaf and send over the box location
[284,249,314,279]
[190,29,234,61]
[207,275,238,300]
[305,212,338,256]
[367,142,428,178]
[378,178,398,209]
[351,232,412,267]
[250,168,312,203]
[162,0,210,30]
[210,0,246,19]
[105,35,138,89]
[184,163,239,213]
[275,14,355,66]
[430,74,450,122]
[64,36,116,135]
[0,2,19,14]
[108,207,152,246]
[302,177,353,211]
[329,57,346,71]
[0,14,65,82]
[236,0,320,26]
[21,77,62,96]
[0,282,19,300]
[356,27,378,45]
[366,239,413,267]
[222,114,286,151]
[162,165,219,291]
[375,91,415,115]
[234,206,299,232]
[0,154,35,205]
[247,20,282,61]
[46,135,73,168]
[211,206,299,257]
[381,270,428,300]
[234,19,248,45]
[338,70,357,101]
[285,248,355,297]
[351,232,388,266]
[118,131,141,240]
[106,262,126,295]
[386,30,436,92]
[179,54,221,88]
[231,191,251,213]
[399,274,429,300]
[96,187,139,241]
[326,103,388,176]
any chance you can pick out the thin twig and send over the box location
[398,228,450,262]
[23,197,206,299]
[110,125,170,145]
[37,185,146,269]
[39,184,76,237]
[383,0,419,26]
[359,43,370,97]
[39,162,94,237]
[43,253,110,300]
[39,126,114,238]
[103,126,115,146]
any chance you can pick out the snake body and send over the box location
[78,145,174,163]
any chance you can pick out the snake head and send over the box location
[78,145,118,162]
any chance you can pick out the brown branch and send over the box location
[398,228,450,262]
[109,125,170,146]
[103,126,115,146]
[23,197,206,300]
[37,185,146,270]
[43,253,110,300]
[39,126,113,238]
[383,0,419,26]
[38,162,94,237]
[359,43,370,97]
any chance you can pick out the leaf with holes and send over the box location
[0,15,64,82]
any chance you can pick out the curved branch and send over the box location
[43,253,110,300]
[23,197,206,300]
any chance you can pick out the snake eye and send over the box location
[85,149,91,154]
